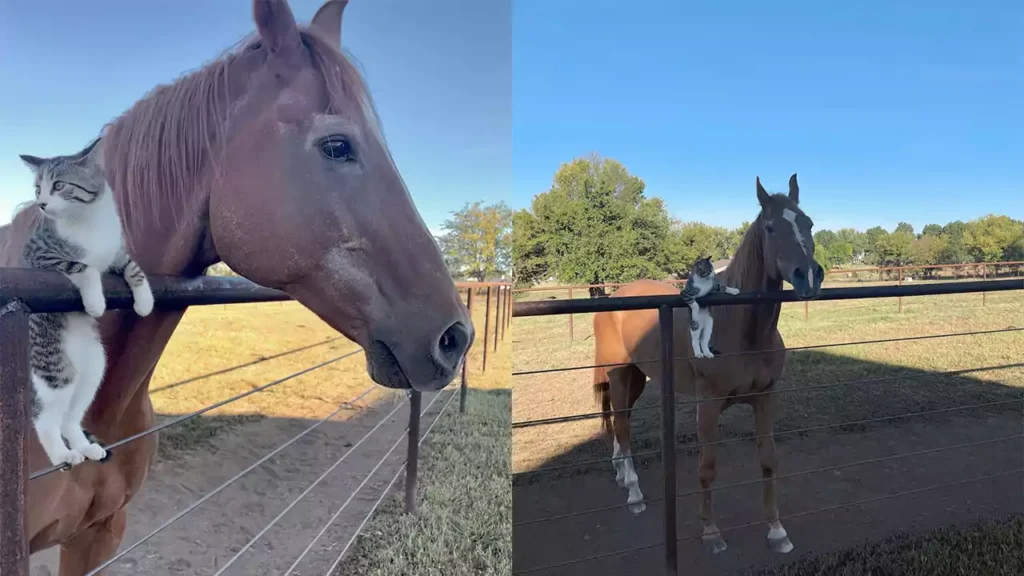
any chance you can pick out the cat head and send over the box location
[20,138,106,221]
[692,256,714,277]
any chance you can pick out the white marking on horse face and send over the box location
[782,208,808,254]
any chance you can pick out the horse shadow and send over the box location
[512,348,1024,576]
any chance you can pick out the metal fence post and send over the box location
[493,287,501,353]
[460,288,474,414]
[568,288,574,341]
[405,390,422,514]
[482,286,492,372]
[897,266,904,314]
[658,305,678,576]
[0,301,31,576]
[982,264,987,306]
[500,286,508,341]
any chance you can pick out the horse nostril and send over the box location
[792,267,805,280]
[437,321,471,369]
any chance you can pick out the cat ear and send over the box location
[72,138,104,168]
[19,154,44,173]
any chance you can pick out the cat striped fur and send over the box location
[680,257,739,358]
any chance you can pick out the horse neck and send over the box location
[721,222,782,345]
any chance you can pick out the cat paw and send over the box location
[82,294,106,318]
[80,443,107,462]
[726,287,740,295]
[133,287,154,317]
[60,449,86,467]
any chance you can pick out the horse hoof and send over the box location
[628,500,646,515]
[704,535,728,555]
[768,534,794,554]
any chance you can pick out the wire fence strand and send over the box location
[512,326,1024,377]
[149,337,344,394]
[83,384,382,576]
[30,351,362,480]
[321,388,459,576]
[210,391,426,575]
[511,361,1024,429]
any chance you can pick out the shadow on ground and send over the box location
[512,349,1024,576]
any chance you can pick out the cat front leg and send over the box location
[112,252,154,316]
[66,266,105,318]
[724,286,740,295]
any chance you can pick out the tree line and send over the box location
[512,155,1024,287]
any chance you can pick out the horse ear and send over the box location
[253,0,302,54]
[19,154,44,173]
[756,176,770,208]
[310,0,348,50]
[788,173,799,204]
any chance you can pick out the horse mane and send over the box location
[102,27,385,250]
[720,194,790,342]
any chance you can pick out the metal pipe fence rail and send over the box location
[510,278,1024,576]
[514,261,1024,340]
[0,268,510,576]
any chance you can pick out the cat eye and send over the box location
[53,181,66,192]
[319,135,354,162]
[34,185,40,197]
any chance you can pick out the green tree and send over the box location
[875,230,914,267]
[438,201,513,281]
[894,222,915,237]
[964,214,1024,262]
[665,221,730,277]
[921,224,943,237]
[511,209,549,287]
[512,155,671,286]
[864,226,889,264]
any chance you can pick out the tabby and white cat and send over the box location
[680,257,739,359]
[20,137,154,467]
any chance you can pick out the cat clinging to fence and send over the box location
[20,137,154,467]
[680,256,739,359]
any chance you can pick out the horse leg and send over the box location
[58,507,127,576]
[697,398,727,553]
[752,391,794,553]
[610,367,646,514]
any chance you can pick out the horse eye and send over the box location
[319,135,354,161]
[765,224,775,234]
[53,181,65,192]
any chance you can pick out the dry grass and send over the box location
[151,289,510,456]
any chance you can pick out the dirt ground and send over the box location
[512,408,1023,576]
[30,388,452,575]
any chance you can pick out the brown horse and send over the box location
[593,174,822,555]
[0,1,473,573]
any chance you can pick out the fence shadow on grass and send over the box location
[511,349,1024,576]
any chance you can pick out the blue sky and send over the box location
[0,0,511,234]
[513,0,1024,233]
